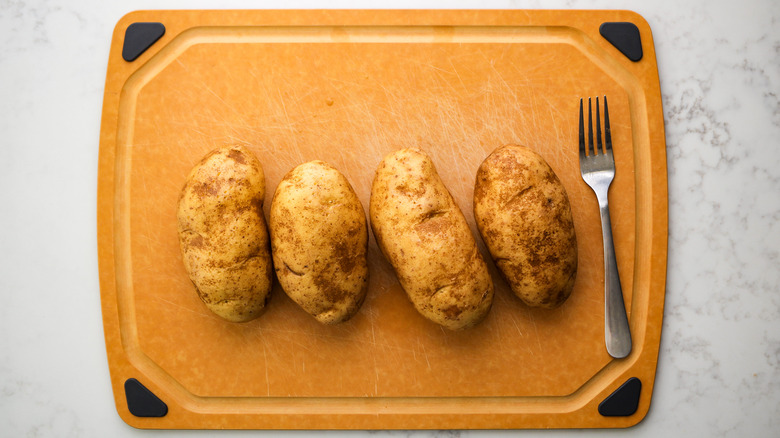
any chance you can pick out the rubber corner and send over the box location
[124,378,168,417]
[598,377,642,417]
[122,22,165,62]
[599,22,643,62]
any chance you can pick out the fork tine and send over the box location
[587,97,594,156]
[579,99,586,156]
[604,95,613,152]
[595,97,603,155]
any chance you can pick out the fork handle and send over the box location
[597,198,632,359]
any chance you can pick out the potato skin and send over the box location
[474,144,577,308]
[269,161,369,324]
[176,146,273,322]
[370,148,494,330]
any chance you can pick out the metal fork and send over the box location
[578,96,632,359]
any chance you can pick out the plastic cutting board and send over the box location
[97,9,668,429]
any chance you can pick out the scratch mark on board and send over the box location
[262,341,270,396]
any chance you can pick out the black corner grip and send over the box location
[122,22,165,62]
[124,378,168,417]
[599,22,643,62]
[598,377,642,417]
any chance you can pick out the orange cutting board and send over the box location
[97,9,667,429]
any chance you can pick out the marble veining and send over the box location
[651,0,780,436]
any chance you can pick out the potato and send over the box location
[473,144,577,308]
[269,161,368,324]
[370,148,494,330]
[176,146,273,322]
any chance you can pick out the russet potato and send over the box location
[176,146,273,322]
[269,161,369,324]
[370,148,494,330]
[474,144,577,308]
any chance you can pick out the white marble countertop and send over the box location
[1,0,778,436]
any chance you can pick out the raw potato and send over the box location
[474,144,577,308]
[176,146,273,322]
[269,161,368,324]
[370,148,494,330]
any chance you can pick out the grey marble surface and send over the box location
[0,0,778,436]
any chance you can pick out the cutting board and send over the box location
[97,9,668,429]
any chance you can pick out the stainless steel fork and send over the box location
[578,96,632,359]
